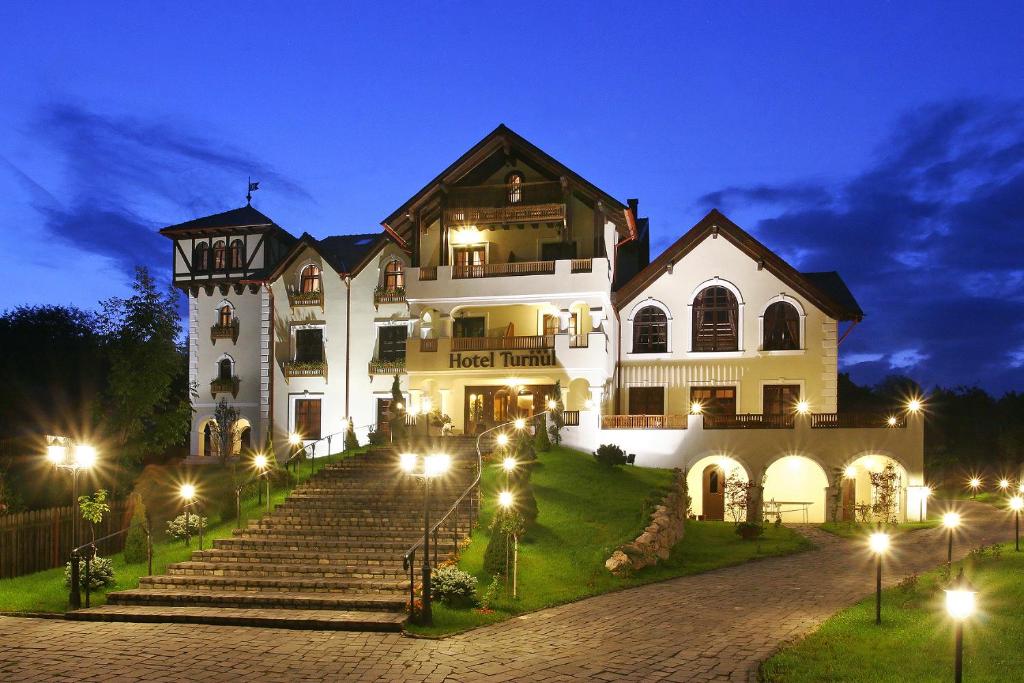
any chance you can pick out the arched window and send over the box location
[193,243,209,272]
[384,260,404,290]
[692,286,739,352]
[506,172,523,205]
[229,239,245,269]
[632,306,668,353]
[213,240,227,270]
[709,469,720,494]
[218,305,233,327]
[300,265,321,293]
[763,301,800,350]
[218,358,233,381]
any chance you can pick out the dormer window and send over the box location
[218,305,233,327]
[506,172,523,205]
[633,305,668,353]
[213,241,227,270]
[763,301,800,350]
[300,265,321,293]
[229,239,245,269]
[384,260,404,290]
[193,243,209,272]
[692,286,739,352]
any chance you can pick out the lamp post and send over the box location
[498,490,518,599]
[945,568,977,683]
[943,512,961,564]
[47,440,97,610]
[1010,496,1023,552]
[399,451,450,625]
[254,453,271,514]
[289,432,302,474]
[180,483,200,550]
[968,477,981,500]
[869,532,890,625]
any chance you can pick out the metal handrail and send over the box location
[69,526,136,610]
[283,422,377,470]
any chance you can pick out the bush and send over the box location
[735,521,764,541]
[511,468,539,525]
[344,425,359,451]
[65,555,115,591]
[216,487,238,524]
[593,443,627,467]
[122,496,149,564]
[367,428,386,446]
[166,512,208,542]
[483,508,526,575]
[533,415,551,452]
[430,565,478,608]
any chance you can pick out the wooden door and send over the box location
[628,387,664,415]
[841,478,856,521]
[702,465,725,521]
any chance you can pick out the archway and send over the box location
[763,455,830,523]
[234,418,252,456]
[841,455,909,523]
[198,419,217,458]
[686,455,749,522]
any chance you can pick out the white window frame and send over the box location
[290,322,326,362]
[758,294,807,354]
[288,392,324,444]
[625,297,673,358]
[686,277,745,355]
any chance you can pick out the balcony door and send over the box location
[453,316,485,339]
[763,385,800,416]
[378,325,407,362]
[294,398,322,441]
[691,386,736,415]
[540,241,577,261]
[628,387,664,416]
[453,246,486,278]
[295,328,324,362]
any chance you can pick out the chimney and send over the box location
[627,198,639,219]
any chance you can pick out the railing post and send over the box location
[69,548,81,610]
[84,544,93,608]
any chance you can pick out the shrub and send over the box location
[593,443,626,467]
[511,468,539,525]
[65,555,115,591]
[367,428,386,446]
[344,424,359,451]
[483,508,526,575]
[166,512,207,542]
[216,486,238,524]
[533,415,551,452]
[735,521,764,541]
[122,496,150,564]
[430,565,478,608]
[479,573,502,611]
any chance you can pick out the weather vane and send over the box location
[246,177,260,205]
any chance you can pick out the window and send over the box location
[294,399,322,440]
[378,325,407,362]
[542,314,559,337]
[213,241,227,270]
[218,305,232,327]
[506,172,523,204]
[708,469,720,494]
[218,358,233,381]
[384,261,404,290]
[453,316,485,338]
[300,265,321,293]
[764,385,801,416]
[628,387,665,415]
[453,246,486,278]
[540,241,577,261]
[690,386,736,416]
[295,328,324,362]
[692,286,738,352]
[229,239,245,269]
[632,305,668,353]
[763,301,800,350]
[193,243,209,272]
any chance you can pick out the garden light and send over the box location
[73,445,97,469]
[399,452,418,473]
[1010,495,1024,551]
[886,415,899,427]
[945,569,977,683]
[943,512,961,563]
[968,477,981,499]
[495,433,509,447]
[907,397,923,413]
[180,483,196,502]
[795,400,810,415]
[690,401,703,415]
[424,453,450,478]
[253,454,269,471]
[999,478,1010,491]
[546,399,558,410]
[289,432,302,446]
[497,490,518,598]
[502,457,517,473]
[869,532,890,625]
[46,445,66,465]
[399,450,450,625]
[498,490,514,508]
[513,418,526,430]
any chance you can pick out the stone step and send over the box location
[137,574,406,594]
[212,537,456,552]
[106,588,406,612]
[192,548,404,565]
[65,605,406,632]
[167,561,407,580]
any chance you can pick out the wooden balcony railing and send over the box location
[419,338,438,352]
[703,413,795,430]
[210,319,239,344]
[570,258,593,273]
[445,181,565,226]
[368,358,406,375]
[209,376,240,398]
[452,260,556,279]
[287,290,323,307]
[601,414,688,430]
[373,288,406,305]
[419,266,437,281]
[562,410,580,426]
[811,413,907,429]
[452,335,555,351]
[283,360,328,379]
[569,334,589,348]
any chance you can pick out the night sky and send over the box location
[1,3,1022,392]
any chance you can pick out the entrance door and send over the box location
[628,387,664,415]
[841,477,856,521]
[376,398,392,434]
[453,246,486,278]
[691,386,736,415]
[702,464,725,521]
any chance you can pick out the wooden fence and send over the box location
[0,500,133,579]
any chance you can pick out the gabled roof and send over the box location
[381,124,635,242]
[159,205,284,236]
[615,209,864,321]
[266,231,387,281]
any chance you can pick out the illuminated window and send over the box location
[218,305,232,327]
[229,239,245,269]
[763,301,800,350]
[506,172,523,204]
[193,243,210,272]
[384,261,404,290]
[213,241,227,270]
[692,286,738,352]
[633,306,668,353]
[300,265,321,293]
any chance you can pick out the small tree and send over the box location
[724,470,748,523]
[211,398,240,465]
[533,414,551,452]
[828,467,845,523]
[78,489,110,544]
[483,507,526,575]
[547,381,565,445]
[344,419,359,451]
[870,462,900,524]
[123,494,149,564]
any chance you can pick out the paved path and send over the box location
[0,501,1010,682]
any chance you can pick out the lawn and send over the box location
[761,543,1024,682]
[819,520,939,540]
[408,446,815,636]
[0,449,363,614]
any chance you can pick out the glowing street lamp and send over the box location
[253,453,271,513]
[180,483,202,550]
[968,477,982,500]
[399,451,451,625]
[886,415,899,427]
[546,399,558,411]
[45,438,98,610]
[513,418,526,431]
[906,397,923,414]
[999,478,1010,493]
[495,432,509,449]
[945,568,977,683]
[795,400,811,416]
[690,401,703,415]
[869,532,890,625]
[502,456,517,488]
[497,491,518,598]
[943,512,961,564]
[1010,496,1024,552]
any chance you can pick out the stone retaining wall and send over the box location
[605,468,688,576]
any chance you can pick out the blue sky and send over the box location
[1,2,1022,391]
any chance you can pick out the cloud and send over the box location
[13,101,308,278]
[696,98,1024,393]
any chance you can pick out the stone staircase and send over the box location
[67,440,479,631]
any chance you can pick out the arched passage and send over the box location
[840,454,909,523]
[198,418,217,458]
[763,455,830,523]
[687,455,749,522]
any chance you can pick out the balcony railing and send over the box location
[209,376,240,398]
[283,360,328,379]
[451,335,555,351]
[210,319,240,344]
[445,181,565,226]
[287,289,323,307]
[419,266,437,281]
[703,413,795,430]
[373,287,406,306]
[419,338,438,352]
[570,258,593,273]
[562,410,580,426]
[368,358,406,375]
[811,413,907,429]
[601,415,688,430]
[452,260,556,279]
[569,334,589,348]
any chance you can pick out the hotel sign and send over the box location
[449,350,556,369]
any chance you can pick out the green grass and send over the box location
[761,544,1024,682]
[819,520,939,540]
[0,449,364,614]
[408,446,814,636]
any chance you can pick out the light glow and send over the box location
[1010,496,1024,512]
[502,457,517,473]
[546,399,558,410]
[999,479,1010,490]
[907,397,923,413]
[424,453,451,478]
[690,401,703,415]
[844,465,857,478]
[869,532,890,554]
[969,477,982,489]
[495,433,509,447]
[73,445,97,469]
[943,512,961,529]
[498,491,514,508]
[180,484,196,501]
[451,226,483,246]
[46,445,66,466]
[795,400,811,415]
[253,454,269,471]
[945,588,976,620]
[513,418,526,430]
[289,432,302,446]
[886,415,899,427]
[399,452,418,473]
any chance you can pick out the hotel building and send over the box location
[161,125,926,523]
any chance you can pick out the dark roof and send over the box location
[801,272,864,320]
[159,205,281,235]
[316,233,386,274]
[615,209,864,321]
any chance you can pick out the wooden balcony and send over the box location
[368,358,406,375]
[703,413,795,430]
[209,376,240,398]
[373,287,406,306]
[570,258,593,273]
[283,360,328,379]
[562,410,580,426]
[451,335,555,351]
[419,266,437,281]
[811,413,907,429]
[287,290,323,307]
[419,338,438,352]
[210,319,239,344]
[452,260,556,279]
[601,415,688,430]
[445,181,565,227]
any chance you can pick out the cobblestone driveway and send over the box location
[0,501,1008,682]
